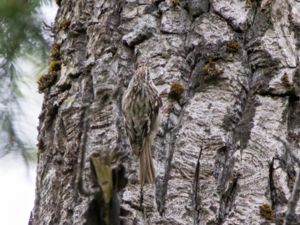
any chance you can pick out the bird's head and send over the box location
[134,64,151,82]
[132,64,152,85]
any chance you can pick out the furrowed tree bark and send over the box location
[32,0,300,224]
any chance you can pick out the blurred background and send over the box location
[0,1,57,224]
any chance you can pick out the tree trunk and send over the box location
[32,0,300,224]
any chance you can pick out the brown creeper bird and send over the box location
[122,65,162,186]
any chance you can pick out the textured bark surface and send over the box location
[32,0,300,224]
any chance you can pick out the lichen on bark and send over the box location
[31,0,300,225]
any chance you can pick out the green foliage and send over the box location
[0,62,25,156]
[0,0,49,60]
[0,0,52,161]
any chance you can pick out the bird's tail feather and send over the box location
[140,136,155,186]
